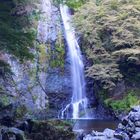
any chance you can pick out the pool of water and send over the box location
[73,119,119,133]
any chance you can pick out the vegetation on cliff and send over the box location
[0,0,48,128]
[74,0,140,113]
[0,0,38,72]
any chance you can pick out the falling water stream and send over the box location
[60,5,88,119]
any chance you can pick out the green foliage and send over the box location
[74,0,140,52]
[50,44,65,69]
[38,44,48,63]
[105,90,140,112]
[0,0,37,63]
[15,105,27,118]
[99,89,108,101]
[32,95,38,102]
[65,0,86,9]
[117,12,128,20]
[110,0,119,10]
[96,0,102,6]
[0,95,10,107]
[53,0,86,9]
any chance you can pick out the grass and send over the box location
[105,90,140,112]
[110,0,119,10]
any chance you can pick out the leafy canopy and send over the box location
[0,0,36,62]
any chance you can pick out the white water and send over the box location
[60,5,88,119]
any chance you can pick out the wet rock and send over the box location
[46,67,72,117]
[121,117,129,126]
[76,129,86,140]
[91,130,105,136]
[132,106,140,113]
[135,127,140,132]
[114,131,129,140]
[83,134,105,140]
[86,77,98,107]
[1,127,25,140]
[132,132,140,140]
[127,120,135,132]
[129,112,140,122]
[118,123,125,130]
[103,128,114,138]
[135,121,140,127]
[82,129,115,140]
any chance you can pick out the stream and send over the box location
[73,119,118,133]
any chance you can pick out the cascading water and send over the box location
[60,5,88,119]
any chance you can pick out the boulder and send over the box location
[132,132,140,140]
[83,134,106,140]
[114,131,129,140]
[132,106,140,113]
[135,121,140,127]
[92,130,105,136]
[135,127,140,133]
[1,127,25,140]
[103,128,114,138]
[121,117,129,126]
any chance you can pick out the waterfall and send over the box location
[60,5,88,119]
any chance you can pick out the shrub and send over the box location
[110,0,119,10]
[105,90,140,112]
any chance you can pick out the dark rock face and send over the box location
[46,65,72,117]
[85,77,97,107]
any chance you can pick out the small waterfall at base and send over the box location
[60,5,88,119]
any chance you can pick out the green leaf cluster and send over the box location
[105,90,140,112]
[53,0,86,9]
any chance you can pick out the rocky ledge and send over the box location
[79,106,140,140]
[0,119,75,140]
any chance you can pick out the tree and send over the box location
[0,0,36,75]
